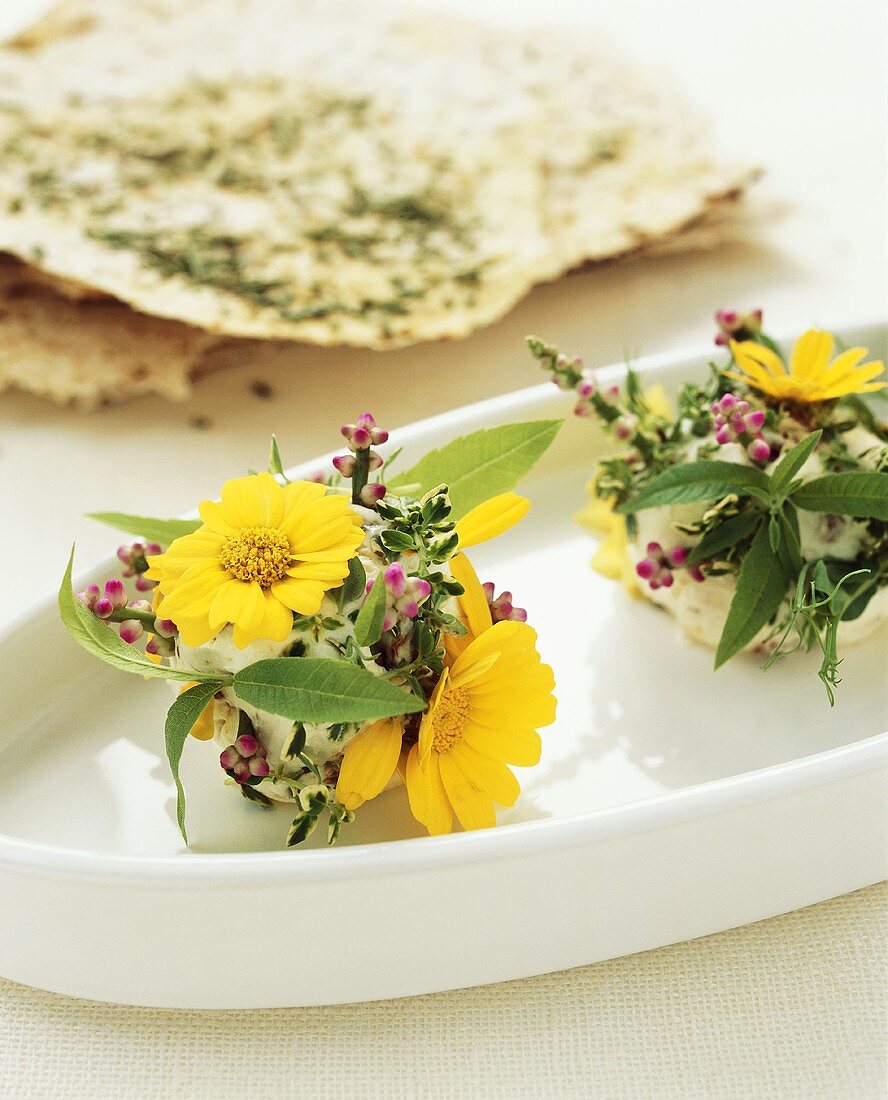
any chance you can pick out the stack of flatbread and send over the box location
[0,0,757,406]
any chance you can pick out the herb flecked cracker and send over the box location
[0,255,219,406]
[0,0,756,350]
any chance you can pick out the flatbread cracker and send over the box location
[0,0,756,348]
[0,254,218,406]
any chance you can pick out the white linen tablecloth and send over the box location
[0,885,885,1099]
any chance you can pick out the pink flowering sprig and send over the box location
[78,578,159,644]
[482,582,527,623]
[335,413,389,508]
[526,336,665,462]
[116,541,161,592]
[635,542,705,590]
[714,309,763,347]
[220,723,270,786]
[710,393,773,464]
[378,562,432,633]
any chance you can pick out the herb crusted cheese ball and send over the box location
[531,311,887,704]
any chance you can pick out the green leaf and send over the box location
[792,471,888,520]
[164,680,224,843]
[88,512,201,545]
[769,431,822,500]
[389,420,561,519]
[268,435,288,481]
[715,525,789,668]
[777,505,803,578]
[58,548,219,683]
[339,556,366,607]
[768,515,781,552]
[353,573,387,647]
[232,657,425,724]
[687,512,761,564]
[619,461,770,514]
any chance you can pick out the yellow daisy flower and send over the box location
[146,472,363,649]
[727,330,885,404]
[336,491,553,830]
[405,620,556,835]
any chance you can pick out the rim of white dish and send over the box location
[2,320,885,885]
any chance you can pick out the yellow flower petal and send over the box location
[220,471,283,528]
[790,329,833,378]
[445,553,493,661]
[405,745,453,835]
[643,383,674,420]
[455,493,530,549]
[438,751,496,831]
[451,741,520,806]
[336,718,403,811]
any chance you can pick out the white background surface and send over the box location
[0,0,886,1095]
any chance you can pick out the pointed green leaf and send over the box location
[268,435,288,480]
[791,471,888,520]
[164,680,225,843]
[353,573,387,647]
[340,556,366,607]
[715,525,789,668]
[58,548,219,683]
[619,461,770,514]
[88,512,201,545]
[769,430,822,500]
[389,420,561,519]
[232,658,425,724]
[686,512,761,564]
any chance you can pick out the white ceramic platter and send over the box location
[1,324,886,1008]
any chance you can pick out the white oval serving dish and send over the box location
[0,323,886,1008]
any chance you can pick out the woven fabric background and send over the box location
[0,884,885,1099]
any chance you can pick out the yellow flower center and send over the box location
[219,526,291,587]
[430,686,469,754]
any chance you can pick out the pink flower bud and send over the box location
[412,578,432,601]
[220,747,241,770]
[367,451,384,472]
[154,618,178,638]
[350,427,372,451]
[103,579,127,609]
[145,637,160,655]
[333,454,356,477]
[719,393,737,411]
[145,542,162,556]
[93,598,114,619]
[715,427,733,446]
[248,757,270,778]
[235,733,259,758]
[659,571,674,588]
[748,438,771,463]
[232,760,251,785]
[636,559,656,581]
[668,547,688,567]
[359,482,386,506]
[118,620,143,644]
[135,575,156,592]
[746,409,766,430]
[130,599,152,613]
[384,563,406,598]
[646,542,662,557]
[77,583,101,610]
